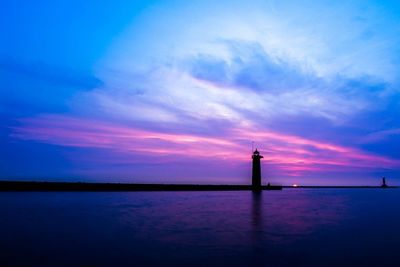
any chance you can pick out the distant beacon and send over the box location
[252,149,264,190]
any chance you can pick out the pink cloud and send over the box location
[12,115,400,177]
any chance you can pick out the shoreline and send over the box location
[0,181,397,191]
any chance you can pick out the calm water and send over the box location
[0,189,399,267]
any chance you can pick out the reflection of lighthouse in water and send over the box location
[252,149,263,190]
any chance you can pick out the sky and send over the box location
[1,0,400,185]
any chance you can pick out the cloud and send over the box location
[87,39,390,133]
[0,58,101,89]
[12,115,400,178]
[7,0,400,182]
[0,58,102,115]
[361,128,400,143]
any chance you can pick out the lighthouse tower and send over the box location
[252,149,263,190]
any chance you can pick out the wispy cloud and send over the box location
[12,115,400,178]
[6,0,400,182]
[360,128,400,143]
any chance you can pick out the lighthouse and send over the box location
[252,149,263,190]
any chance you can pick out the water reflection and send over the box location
[250,191,265,266]
[1,190,399,267]
[251,191,263,230]
[116,190,349,246]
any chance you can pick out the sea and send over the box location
[0,189,399,267]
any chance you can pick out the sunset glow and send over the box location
[2,0,400,185]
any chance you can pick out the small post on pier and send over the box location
[252,149,263,191]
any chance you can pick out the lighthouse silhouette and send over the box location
[252,149,263,190]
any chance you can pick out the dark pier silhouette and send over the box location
[0,181,282,191]
[0,181,396,191]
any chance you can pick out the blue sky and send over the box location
[1,0,400,185]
